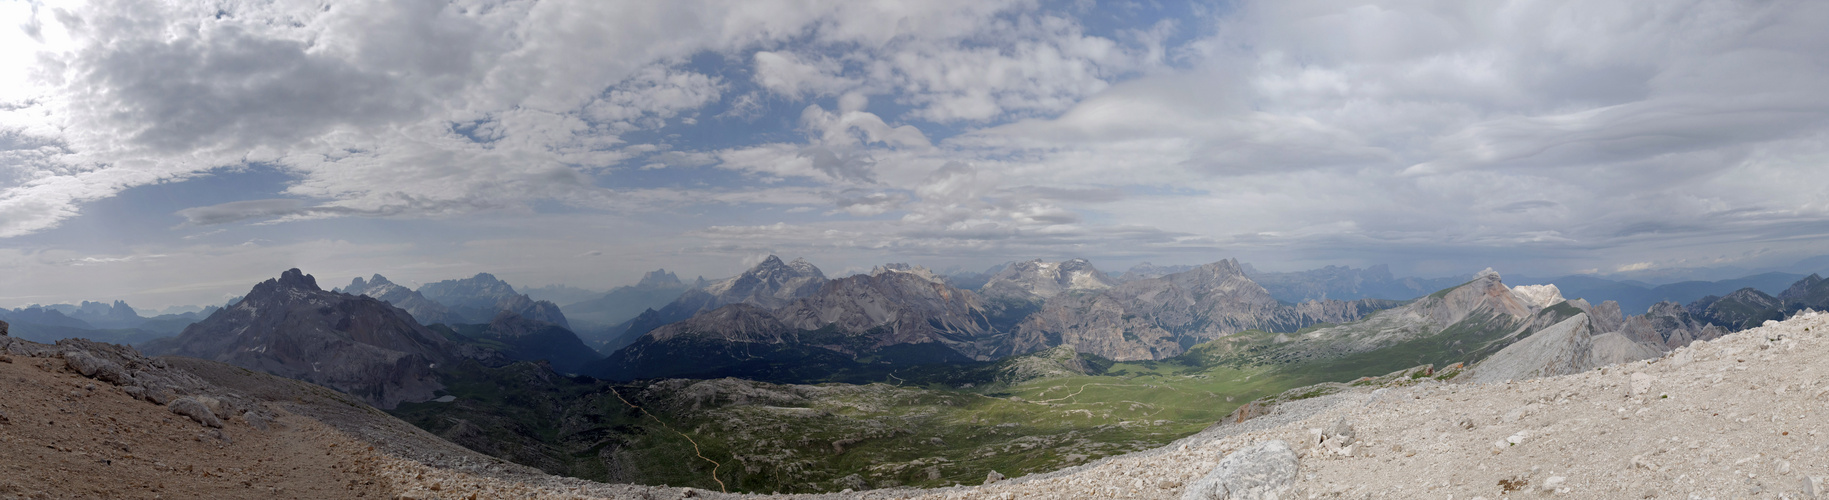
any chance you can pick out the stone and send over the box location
[1318,418,1356,455]
[1630,372,1654,397]
[1181,440,1300,500]
[62,351,105,377]
[168,397,223,428]
[142,385,177,405]
[61,351,134,386]
[1806,476,1825,499]
[1541,476,1567,493]
[985,470,1005,485]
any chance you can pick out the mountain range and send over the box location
[142,269,475,409]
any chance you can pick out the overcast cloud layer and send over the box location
[3,0,1829,308]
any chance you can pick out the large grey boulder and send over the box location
[1182,440,1300,500]
[63,351,134,386]
[168,397,223,428]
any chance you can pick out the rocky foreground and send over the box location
[5,311,1829,499]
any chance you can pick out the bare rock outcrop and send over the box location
[1181,440,1299,500]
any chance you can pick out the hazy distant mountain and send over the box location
[978,258,1116,302]
[941,263,1008,290]
[562,269,691,330]
[520,284,605,307]
[604,256,827,349]
[143,269,478,409]
[588,265,1006,381]
[415,273,571,328]
[1513,271,1806,315]
[0,301,208,345]
[1245,264,1470,303]
[431,311,601,374]
[338,274,457,325]
[61,300,145,329]
[1007,259,1397,361]
[0,306,93,329]
[1113,262,1196,283]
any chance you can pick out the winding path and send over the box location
[607,387,727,493]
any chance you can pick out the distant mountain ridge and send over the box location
[561,269,694,352]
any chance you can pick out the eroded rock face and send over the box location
[1181,440,1299,500]
[145,269,461,409]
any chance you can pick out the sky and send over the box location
[3,0,1829,310]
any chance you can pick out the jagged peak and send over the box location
[637,269,681,287]
[275,268,320,291]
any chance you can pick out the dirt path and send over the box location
[608,386,729,493]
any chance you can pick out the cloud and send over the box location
[4,0,1829,284]
[753,51,858,97]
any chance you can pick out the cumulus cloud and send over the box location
[4,0,1829,288]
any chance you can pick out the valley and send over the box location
[6,258,1828,496]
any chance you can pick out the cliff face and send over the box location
[145,269,464,409]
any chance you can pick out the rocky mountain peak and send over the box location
[143,268,463,409]
[275,268,320,291]
[697,255,828,309]
[636,269,681,288]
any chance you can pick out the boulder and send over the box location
[168,397,223,428]
[1182,440,1299,500]
[984,470,1005,485]
[1317,418,1357,456]
[64,351,135,386]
